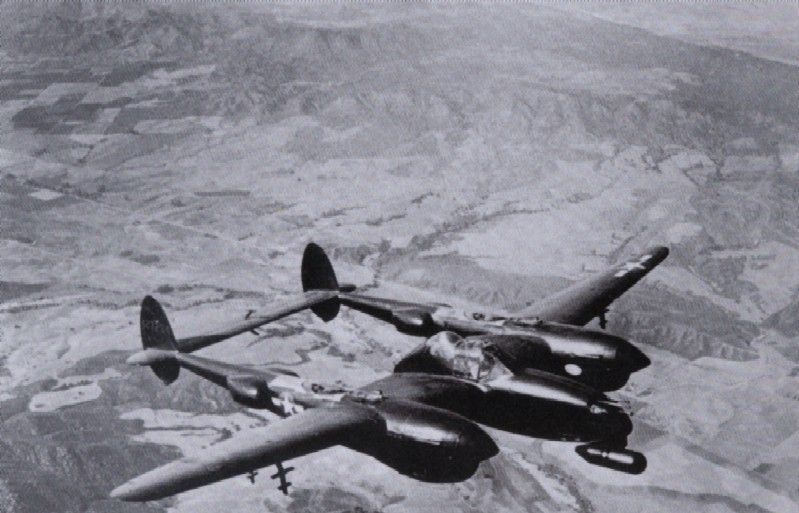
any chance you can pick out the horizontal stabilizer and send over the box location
[176,290,337,352]
[126,348,176,367]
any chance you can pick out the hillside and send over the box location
[1,3,798,513]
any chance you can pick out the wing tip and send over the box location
[643,245,669,265]
[109,482,144,502]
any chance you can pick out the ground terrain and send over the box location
[0,3,798,512]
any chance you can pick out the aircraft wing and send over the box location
[519,246,669,326]
[111,403,384,501]
[176,290,337,352]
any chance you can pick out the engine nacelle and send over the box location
[226,375,273,409]
[352,398,498,483]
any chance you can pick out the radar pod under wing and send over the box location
[110,403,384,502]
[519,246,669,326]
[172,290,338,353]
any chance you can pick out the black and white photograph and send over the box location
[1,2,798,512]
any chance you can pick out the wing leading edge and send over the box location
[110,403,384,501]
[520,246,669,326]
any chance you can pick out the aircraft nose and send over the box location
[469,429,499,460]
[591,402,633,438]
[459,419,499,461]
[617,343,650,372]
[615,408,633,437]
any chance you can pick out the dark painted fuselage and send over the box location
[361,373,631,445]
[127,350,498,487]
[339,292,649,391]
[144,351,630,446]
[128,347,639,483]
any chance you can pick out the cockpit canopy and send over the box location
[395,331,511,382]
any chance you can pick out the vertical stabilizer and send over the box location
[301,243,340,321]
[140,295,179,384]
